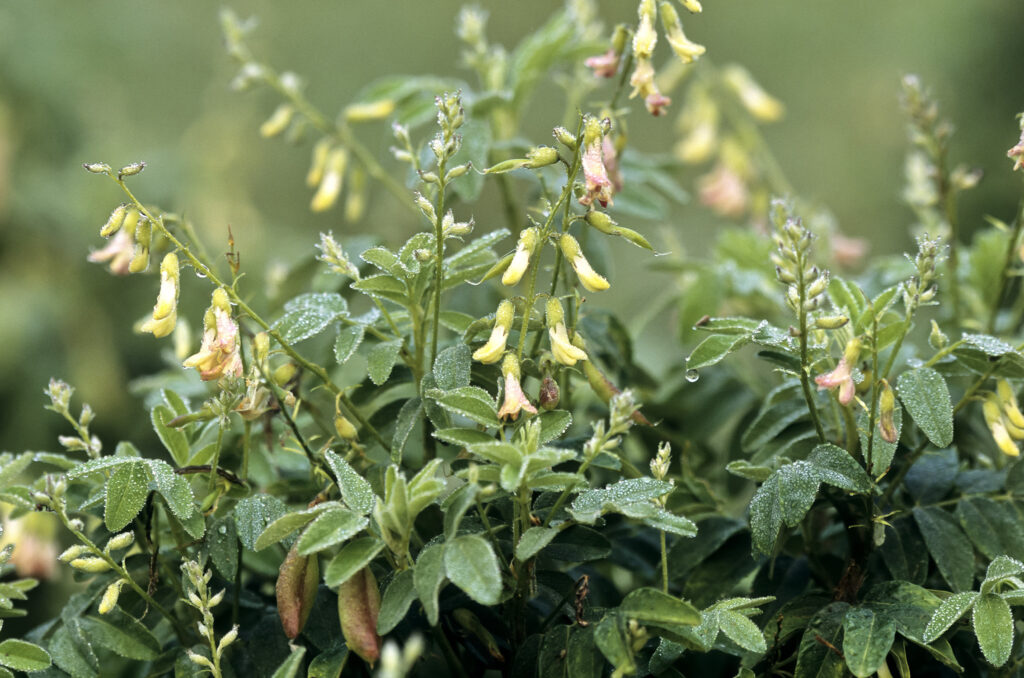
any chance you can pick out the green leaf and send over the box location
[973,593,1013,667]
[78,611,161,661]
[324,537,383,587]
[414,542,446,626]
[0,639,51,671]
[718,610,767,653]
[924,591,980,641]
[516,527,558,561]
[296,508,368,556]
[324,451,376,515]
[274,292,347,344]
[687,334,751,371]
[741,398,807,453]
[537,410,572,444]
[957,499,1006,560]
[641,508,698,538]
[334,324,365,365]
[352,274,408,305]
[897,368,954,448]
[570,477,673,524]
[270,646,306,678]
[433,344,471,390]
[749,461,821,555]
[842,607,896,677]
[104,461,150,532]
[619,588,701,627]
[144,459,194,520]
[308,646,348,678]
[151,405,189,466]
[807,444,873,494]
[64,455,135,479]
[986,555,1024,583]
[235,494,288,551]
[913,506,975,592]
[254,504,335,551]
[377,570,416,635]
[442,483,479,540]
[391,397,422,463]
[433,427,495,448]
[426,387,500,428]
[208,515,238,582]
[795,602,849,678]
[444,534,502,605]
[47,624,97,678]
[593,614,636,677]
[367,340,403,385]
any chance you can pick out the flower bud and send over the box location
[814,315,849,330]
[107,532,135,551]
[70,557,111,573]
[83,162,112,174]
[344,166,367,222]
[552,126,577,151]
[306,138,333,188]
[559,233,609,292]
[928,320,948,349]
[59,544,91,563]
[525,146,559,168]
[128,248,150,274]
[273,362,298,387]
[100,204,128,238]
[344,99,396,122]
[187,650,214,670]
[260,104,295,138]
[445,163,471,181]
[539,375,559,410]
[217,626,239,654]
[335,414,358,441]
[253,332,270,364]
[118,162,146,179]
[502,228,539,286]
[98,580,124,614]
[878,380,898,444]
[338,566,381,667]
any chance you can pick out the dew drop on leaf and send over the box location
[685,369,700,383]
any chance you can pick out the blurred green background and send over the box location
[1,0,1023,453]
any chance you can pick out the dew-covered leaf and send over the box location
[324,537,384,588]
[104,461,150,532]
[842,607,896,677]
[426,387,500,428]
[444,534,501,605]
[235,494,289,551]
[274,292,348,344]
[973,593,1013,667]
[897,368,953,448]
[923,591,979,642]
[377,570,416,635]
[913,506,974,592]
[295,508,368,555]
[367,340,403,385]
[0,639,51,672]
[334,324,365,365]
[324,451,376,515]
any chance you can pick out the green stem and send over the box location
[798,286,826,443]
[660,530,669,593]
[57,506,190,643]
[206,423,225,499]
[430,166,448,368]
[937,152,962,328]
[988,189,1024,333]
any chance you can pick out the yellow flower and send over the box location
[472,300,515,364]
[659,2,706,65]
[311,147,348,212]
[546,298,588,366]
[559,234,609,292]
[722,65,783,123]
[503,228,539,286]
[140,252,179,338]
[984,394,1020,457]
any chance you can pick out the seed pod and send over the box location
[118,162,146,179]
[276,544,319,639]
[83,162,112,174]
[539,375,560,410]
[335,414,358,441]
[338,566,381,667]
[552,126,577,151]
[878,380,898,444]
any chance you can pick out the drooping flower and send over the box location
[1008,124,1024,172]
[87,228,135,275]
[602,135,624,193]
[698,164,749,219]
[140,252,180,338]
[585,49,620,78]
[546,298,588,366]
[579,117,614,207]
[472,300,515,364]
[675,87,719,164]
[984,393,1020,457]
[183,288,243,381]
[559,233,609,292]
[659,1,706,65]
[311,147,348,212]
[503,228,539,286]
[629,58,672,117]
[722,65,784,123]
[497,354,537,421]
[815,338,861,406]
[236,377,273,421]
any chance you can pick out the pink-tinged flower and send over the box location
[87,228,135,275]
[183,288,243,381]
[1008,127,1024,172]
[579,117,614,208]
[602,136,624,193]
[628,58,671,117]
[1,513,58,580]
[645,91,672,117]
[498,354,537,421]
[697,164,749,219]
[585,49,620,78]
[815,339,861,406]
[831,233,869,269]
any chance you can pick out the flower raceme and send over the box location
[472,300,515,364]
[140,252,180,338]
[546,298,588,366]
[183,288,243,381]
[559,233,609,292]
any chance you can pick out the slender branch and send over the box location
[989,189,1024,332]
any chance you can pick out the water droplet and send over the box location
[685,369,700,383]
[195,270,207,279]
[218,525,227,535]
